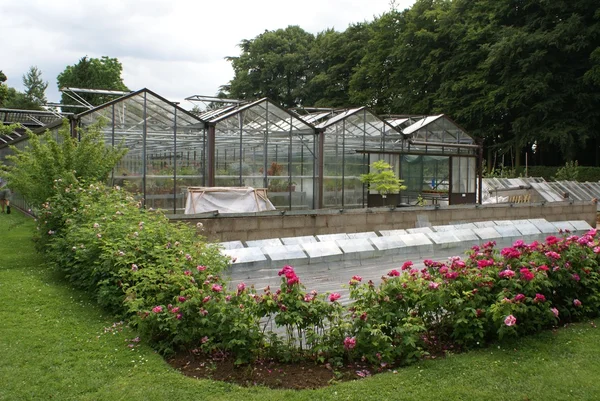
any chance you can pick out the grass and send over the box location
[1,210,600,400]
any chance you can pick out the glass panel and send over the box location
[145,95,176,212]
[323,123,344,208]
[214,99,316,210]
[467,158,476,193]
[78,90,205,212]
[452,157,476,194]
[423,156,450,192]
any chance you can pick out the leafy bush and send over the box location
[25,155,600,368]
[37,177,600,367]
[360,160,406,197]
[1,120,126,210]
[526,166,559,181]
[553,160,580,181]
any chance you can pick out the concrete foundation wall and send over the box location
[173,201,597,242]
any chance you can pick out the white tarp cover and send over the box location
[184,187,276,214]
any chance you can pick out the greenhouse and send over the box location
[0,89,483,213]
[301,107,402,208]
[201,98,317,210]
[78,89,206,213]
[396,114,481,206]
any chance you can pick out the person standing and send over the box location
[0,178,11,214]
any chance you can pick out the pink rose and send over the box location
[519,268,535,281]
[278,265,295,276]
[152,306,163,313]
[499,269,515,279]
[329,293,341,302]
[504,314,517,326]
[211,284,222,292]
[388,269,400,277]
[551,307,559,318]
[343,336,356,350]
[573,299,582,307]
[477,259,494,268]
[445,272,459,280]
[534,293,546,303]
[401,261,413,270]
[514,293,526,303]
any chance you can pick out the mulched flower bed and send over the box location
[168,353,385,389]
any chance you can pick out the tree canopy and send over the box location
[57,56,129,112]
[0,66,48,110]
[222,0,600,167]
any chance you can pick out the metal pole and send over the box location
[341,119,346,207]
[318,130,324,209]
[478,139,483,205]
[239,113,243,187]
[264,102,269,190]
[173,106,177,214]
[289,115,293,210]
[111,104,115,185]
[207,125,216,186]
[142,91,147,207]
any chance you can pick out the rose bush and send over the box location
[36,178,600,368]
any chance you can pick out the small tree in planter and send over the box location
[360,160,406,206]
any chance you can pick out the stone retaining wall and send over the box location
[172,201,597,242]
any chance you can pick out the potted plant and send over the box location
[360,160,406,206]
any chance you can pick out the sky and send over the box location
[0,0,415,110]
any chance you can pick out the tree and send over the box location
[0,70,7,107]
[225,26,314,107]
[349,9,407,112]
[305,23,371,107]
[57,56,129,112]
[1,66,49,110]
[23,66,48,106]
[360,160,406,200]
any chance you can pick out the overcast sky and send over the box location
[1,0,415,109]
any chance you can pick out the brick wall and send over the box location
[173,201,597,242]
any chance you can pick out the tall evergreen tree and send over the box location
[22,66,48,106]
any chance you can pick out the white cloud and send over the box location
[0,0,416,107]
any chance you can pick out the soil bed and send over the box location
[168,353,381,389]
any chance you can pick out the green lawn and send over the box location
[1,210,600,401]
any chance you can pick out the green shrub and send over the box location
[30,176,600,368]
[528,164,600,182]
[2,120,126,211]
[553,161,580,181]
[526,166,559,180]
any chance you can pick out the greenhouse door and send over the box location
[449,156,477,205]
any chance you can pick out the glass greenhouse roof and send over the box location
[0,108,65,128]
[0,108,71,147]
[78,89,205,156]
[210,98,314,135]
[402,114,475,145]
